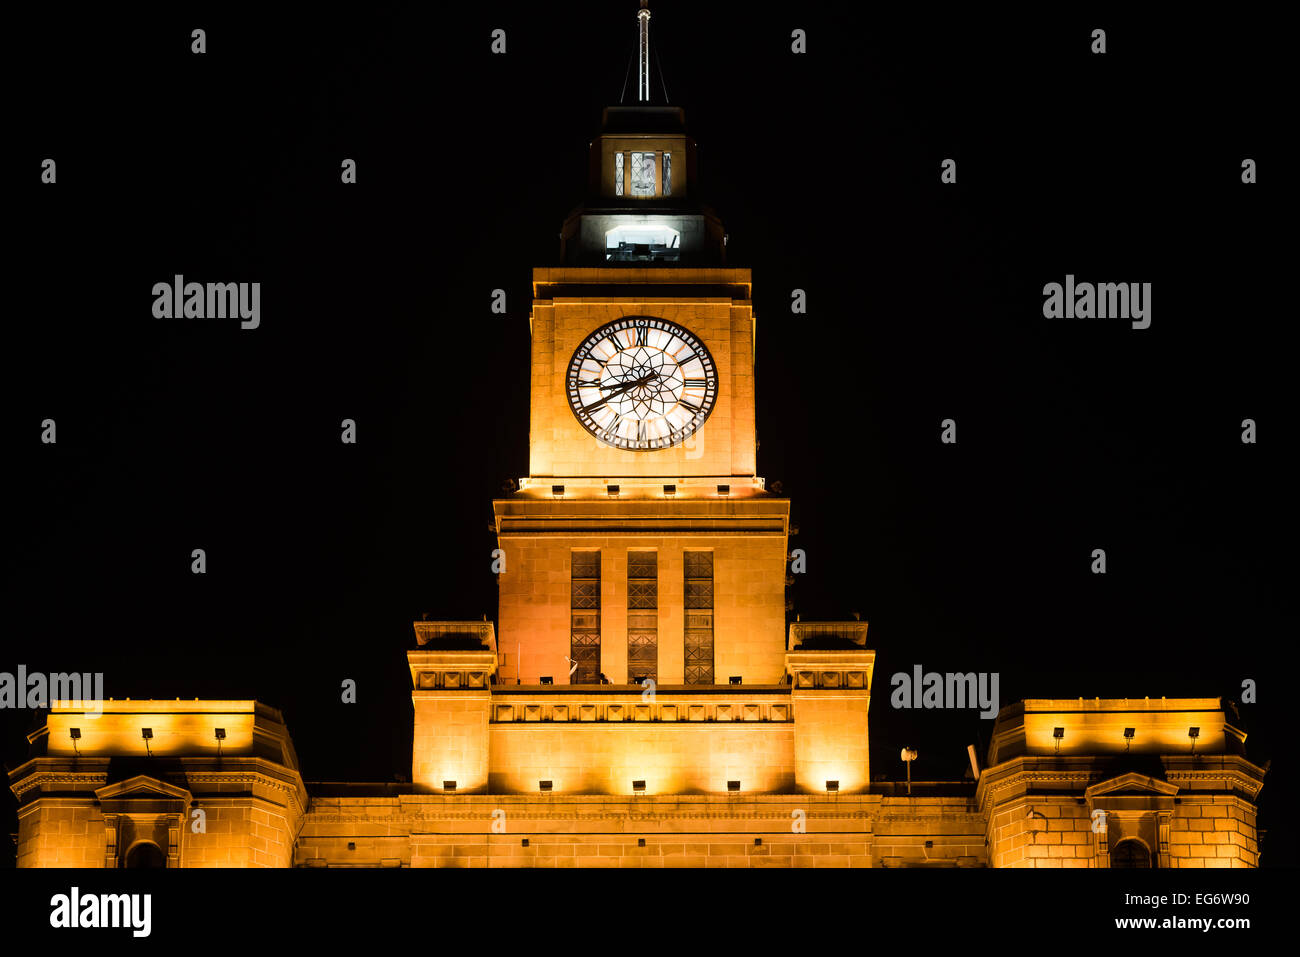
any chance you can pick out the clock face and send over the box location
[567,317,718,451]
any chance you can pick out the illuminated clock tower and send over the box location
[9,3,1266,870]
[492,19,786,691]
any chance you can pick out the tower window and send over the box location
[627,551,658,684]
[614,151,624,197]
[571,551,601,684]
[683,551,714,685]
[630,151,656,196]
[662,152,671,196]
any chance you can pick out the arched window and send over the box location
[124,841,166,869]
[1111,839,1152,868]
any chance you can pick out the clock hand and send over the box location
[583,373,659,413]
[603,372,659,393]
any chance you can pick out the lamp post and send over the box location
[901,747,918,795]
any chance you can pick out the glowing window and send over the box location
[662,152,671,196]
[631,151,655,196]
[614,151,624,197]
[605,224,680,250]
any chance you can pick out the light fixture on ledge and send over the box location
[632,779,646,793]
[540,676,553,685]
[539,780,553,792]
[662,484,676,497]
[552,485,565,498]
[443,780,457,792]
[607,485,620,497]
[825,780,839,793]
[727,780,741,792]
[717,484,730,496]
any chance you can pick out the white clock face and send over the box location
[567,317,718,451]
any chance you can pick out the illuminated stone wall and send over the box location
[986,795,1096,868]
[1167,797,1260,867]
[487,719,795,795]
[411,693,493,793]
[16,800,106,868]
[492,518,789,686]
[296,794,986,868]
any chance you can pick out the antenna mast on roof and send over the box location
[638,1,652,102]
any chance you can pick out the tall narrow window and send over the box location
[627,551,658,684]
[683,551,714,684]
[571,551,601,683]
[614,151,624,197]
[662,152,672,196]
[630,151,655,196]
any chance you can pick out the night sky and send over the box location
[5,6,1290,867]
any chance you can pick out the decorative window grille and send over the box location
[683,551,714,684]
[630,151,655,196]
[614,151,624,197]
[662,152,671,196]
[627,551,658,684]
[571,551,601,683]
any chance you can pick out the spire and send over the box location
[638,1,652,102]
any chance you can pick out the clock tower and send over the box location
[492,7,786,690]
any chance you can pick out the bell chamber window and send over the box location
[683,551,714,684]
[630,151,655,196]
[570,551,601,684]
[627,551,658,684]
[613,151,672,199]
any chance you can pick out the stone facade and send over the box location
[10,701,306,868]
[975,699,1265,868]
[9,692,1265,868]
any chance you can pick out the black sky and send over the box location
[4,5,1291,866]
